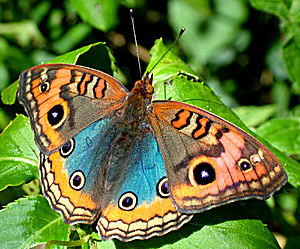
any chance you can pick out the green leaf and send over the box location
[0,195,69,249]
[250,1,300,93]
[76,42,118,78]
[290,0,300,22]
[52,23,92,54]
[168,0,249,68]
[1,80,19,105]
[147,38,201,85]
[291,104,300,116]
[206,78,239,108]
[233,105,276,127]
[256,117,300,187]
[283,38,300,93]
[30,1,51,25]
[1,42,113,105]
[70,0,120,32]
[266,42,289,81]
[249,0,290,21]
[272,81,290,116]
[0,21,46,47]
[0,115,38,191]
[256,117,300,155]
[96,204,280,248]
[50,42,108,65]
[0,62,10,91]
[0,107,10,130]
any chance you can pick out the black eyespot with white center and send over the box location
[60,138,75,158]
[47,104,64,126]
[193,162,216,185]
[69,170,85,190]
[157,177,170,198]
[118,192,137,211]
[40,82,50,93]
[238,159,252,171]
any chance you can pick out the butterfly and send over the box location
[18,63,287,242]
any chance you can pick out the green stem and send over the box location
[45,235,91,248]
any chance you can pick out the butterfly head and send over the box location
[131,72,154,100]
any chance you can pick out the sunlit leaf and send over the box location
[0,115,38,191]
[0,195,69,249]
[256,117,300,155]
[233,105,276,127]
[249,0,290,21]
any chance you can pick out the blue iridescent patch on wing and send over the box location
[114,132,166,205]
[64,117,117,191]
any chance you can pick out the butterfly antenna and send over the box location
[130,9,142,79]
[148,27,186,74]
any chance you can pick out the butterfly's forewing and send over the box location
[39,116,120,224]
[149,100,287,213]
[97,131,193,241]
[18,64,129,154]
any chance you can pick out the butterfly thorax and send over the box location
[122,75,154,128]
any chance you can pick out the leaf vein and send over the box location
[22,216,62,249]
[0,157,38,166]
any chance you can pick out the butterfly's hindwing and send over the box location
[39,115,120,224]
[97,131,193,241]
